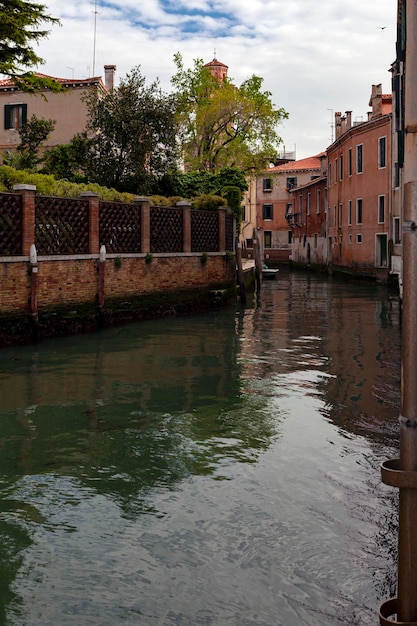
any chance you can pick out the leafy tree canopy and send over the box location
[0,0,63,93]
[171,53,288,173]
[84,66,179,194]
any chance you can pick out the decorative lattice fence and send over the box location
[0,193,23,255]
[100,202,141,253]
[35,196,90,255]
[191,210,219,252]
[150,206,183,253]
[225,214,234,251]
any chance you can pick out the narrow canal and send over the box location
[0,269,401,625]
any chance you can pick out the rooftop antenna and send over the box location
[327,108,334,143]
[92,0,98,77]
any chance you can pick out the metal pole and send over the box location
[380,1,417,623]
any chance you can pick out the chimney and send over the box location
[345,111,352,130]
[369,83,382,119]
[104,64,116,91]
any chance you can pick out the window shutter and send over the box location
[22,104,27,125]
[4,105,11,129]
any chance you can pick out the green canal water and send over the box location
[0,270,401,625]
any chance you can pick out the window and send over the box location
[264,231,272,248]
[356,198,363,224]
[348,148,352,176]
[348,199,352,226]
[299,195,303,219]
[4,103,27,129]
[285,203,292,217]
[328,163,332,186]
[394,217,401,244]
[378,136,387,168]
[317,189,321,214]
[245,238,253,249]
[394,161,400,188]
[263,178,272,192]
[356,144,363,174]
[333,205,337,227]
[241,205,246,222]
[314,233,317,249]
[338,203,342,227]
[357,234,362,243]
[334,158,338,183]
[339,154,343,180]
[348,234,352,244]
[262,203,273,220]
[378,195,385,223]
[307,193,311,216]
[286,176,297,190]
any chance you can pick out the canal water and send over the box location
[0,270,401,626]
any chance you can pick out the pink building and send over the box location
[288,175,328,266]
[255,153,327,261]
[327,85,392,279]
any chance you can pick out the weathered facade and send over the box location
[255,153,327,261]
[0,65,115,154]
[326,87,392,279]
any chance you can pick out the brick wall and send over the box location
[0,188,236,316]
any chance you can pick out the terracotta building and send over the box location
[326,85,392,279]
[255,153,327,261]
[0,65,116,156]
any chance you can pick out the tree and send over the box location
[0,1,63,93]
[43,133,91,182]
[156,167,248,199]
[84,66,179,194]
[171,53,288,172]
[3,114,54,170]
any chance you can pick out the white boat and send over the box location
[262,262,279,279]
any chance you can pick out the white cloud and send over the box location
[32,0,397,158]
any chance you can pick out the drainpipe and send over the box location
[380,1,417,623]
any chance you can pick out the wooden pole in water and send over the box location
[253,229,262,293]
[380,1,417,623]
[235,239,246,305]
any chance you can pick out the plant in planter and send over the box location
[200,252,208,264]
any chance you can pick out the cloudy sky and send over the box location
[34,0,397,160]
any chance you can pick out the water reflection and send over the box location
[0,270,401,625]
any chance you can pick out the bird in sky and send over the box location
[379,26,387,29]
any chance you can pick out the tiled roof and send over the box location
[204,58,228,68]
[0,73,103,89]
[267,152,326,173]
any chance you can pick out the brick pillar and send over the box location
[135,197,150,253]
[177,201,192,253]
[13,184,36,256]
[81,192,100,255]
[218,207,226,253]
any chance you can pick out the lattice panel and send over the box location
[225,214,234,251]
[100,202,141,253]
[0,193,23,255]
[191,210,219,252]
[35,196,89,255]
[150,206,183,253]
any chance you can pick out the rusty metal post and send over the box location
[380,1,417,623]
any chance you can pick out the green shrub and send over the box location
[190,194,227,211]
